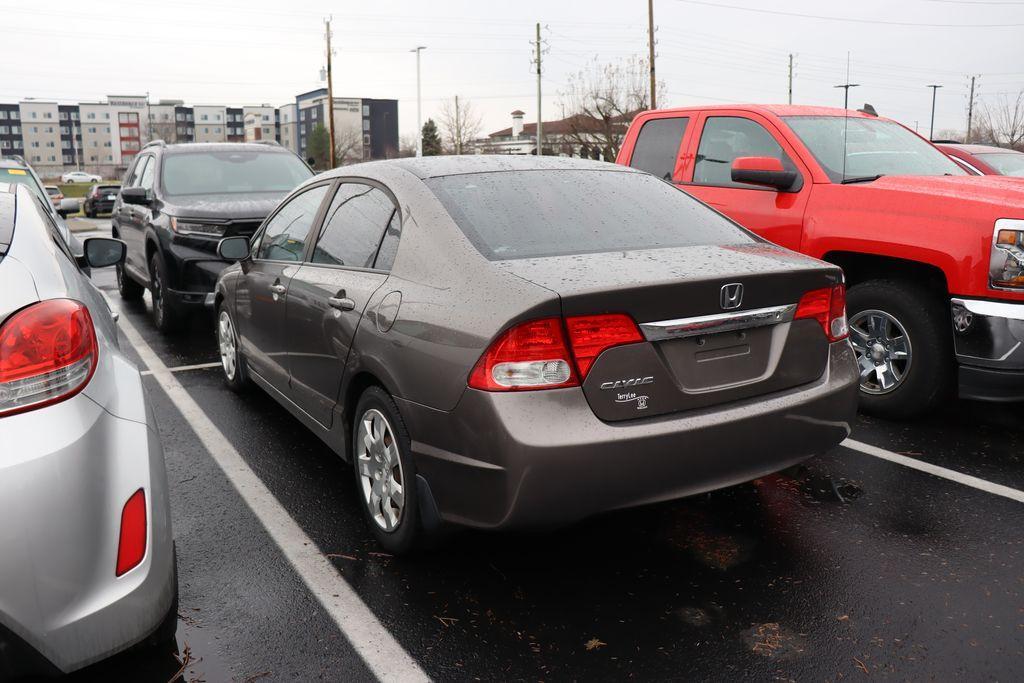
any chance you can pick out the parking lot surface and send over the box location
[74,249,1022,681]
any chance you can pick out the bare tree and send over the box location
[149,118,178,143]
[335,124,364,165]
[438,97,483,154]
[975,90,1024,150]
[398,134,418,158]
[557,55,666,159]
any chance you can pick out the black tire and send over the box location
[352,386,422,554]
[846,278,953,419]
[149,252,181,333]
[216,303,250,392]
[116,259,144,300]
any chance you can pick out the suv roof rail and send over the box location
[0,154,29,166]
[930,139,961,144]
[143,139,166,150]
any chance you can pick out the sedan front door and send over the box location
[235,183,331,393]
[285,182,398,427]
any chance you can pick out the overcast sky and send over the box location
[6,0,1023,140]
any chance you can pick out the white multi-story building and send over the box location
[79,102,115,173]
[19,100,62,175]
[193,105,227,142]
[278,103,298,153]
[243,105,276,143]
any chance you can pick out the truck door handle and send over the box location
[328,296,355,311]
[269,284,287,295]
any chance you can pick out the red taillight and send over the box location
[564,313,644,378]
[116,489,147,576]
[469,317,578,391]
[0,299,98,416]
[795,285,848,342]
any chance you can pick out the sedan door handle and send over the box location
[328,296,355,312]
[269,284,287,295]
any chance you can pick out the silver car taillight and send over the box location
[991,219,1024,290]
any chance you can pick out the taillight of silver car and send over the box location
[0,299,98,417]
[469,314,644,391]
[795,284,849,342]
[991,219,1024,290]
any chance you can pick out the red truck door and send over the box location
[677,111,812,251]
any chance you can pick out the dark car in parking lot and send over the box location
[83,183,122,217]
[213,156,860,553]
[112,140,312,331]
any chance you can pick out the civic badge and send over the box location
[720,283,743,310]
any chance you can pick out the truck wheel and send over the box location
[846,279,952,419]
[149,253,181,333]
[352,386,422,555]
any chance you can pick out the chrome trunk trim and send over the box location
[640,304,798,341]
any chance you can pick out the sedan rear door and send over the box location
[284,181,399,428]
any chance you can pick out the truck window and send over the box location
[693,116,797,189]
[629,117,689,181]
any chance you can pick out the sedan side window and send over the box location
[255,184,329,262]
[311,183,397,269]
[124,156,146,187]
[693,116,797,189]
[629,117,689,181]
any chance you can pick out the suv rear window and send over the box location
[161,151,312,196]
[426,170,753,261]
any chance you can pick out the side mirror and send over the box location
[83,237,126,268]
[730,157,798,191]
[121,187,151,206]
[217,236,250,261]
[58,197,80,218]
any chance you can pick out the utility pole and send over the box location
[325,17,336,169]
[788,54,794,105]
[927,84,943,141]
[411,46,426,156]
[648,0,657,109]
[454,95,461,155]
[834,83,859,110]
[534,22,543,156]
[966,76,977,143]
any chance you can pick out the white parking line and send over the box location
[116,313,429,682]
[842,438,1024,504]
[140,361,221,376]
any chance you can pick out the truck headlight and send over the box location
[991,219,1024,290]
[170,217,226,237]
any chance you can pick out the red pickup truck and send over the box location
[617,105,1024,418]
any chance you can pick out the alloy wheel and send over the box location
[356,408,406,531]
[218,311,237,380]
[849,309,913,395]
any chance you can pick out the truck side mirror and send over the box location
[731,157,799,191]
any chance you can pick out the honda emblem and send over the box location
[720,283,743,310]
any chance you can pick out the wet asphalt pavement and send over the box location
[69,248,1022,682]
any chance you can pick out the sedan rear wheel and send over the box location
[352,386,421,554]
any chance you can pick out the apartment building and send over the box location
[19,101,62,176]
[1,91,398,177]
[0,104,23,157]
[193,105,227,143]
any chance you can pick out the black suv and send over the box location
[113,141,312,331]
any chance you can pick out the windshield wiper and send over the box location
[841,174,885,184]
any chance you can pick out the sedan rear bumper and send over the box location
[403,340,859,530]
[0,394,175,674]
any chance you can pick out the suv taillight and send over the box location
[0,299,98,417]
[468,314,644,391]
[795,285,848,342]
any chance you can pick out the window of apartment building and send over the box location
[107,155,112,161]
[187,127,193,135]
[203,127,209,134]
[103,113,110,119]
[201,114,208,121]
[91,141,98,147]
[262,114,270,121]
[300,123,306,134]
[71,112,78,121]
[87,126,96,133]
[48,155,56,161]
[60,126,69,135]
[215,114,222,121]
[46,141,55,148]
[263,127,271,135]
[176,113,184,121]
[0,126,7,134]
[87,112,96,120]
[62,155,72,163]
[30,126,37,133]
[363,120,370,131]
[0,141,9,149]
[177,126,185,135]
[44,112,52,119]
[214,127,221,134]
[89,155,97,162]
[10,126,18,135]
[61,140,70,149]
[59,112,68,120]
[311,109,318,119]
[363,105,370,116]
[31,155,40,162]
[29,112,37,119]
[0,111,7,120]
[45,126,54,134]
[30,141,39,148]
[104,141,111,147]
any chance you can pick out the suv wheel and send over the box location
[149,253,180,333]
[217,305,250,392]
[116,260,144,301]
[352,386,422,554]
[846,279,953,419]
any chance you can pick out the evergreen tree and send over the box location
[421,119,443,156]
[306,124,330,169]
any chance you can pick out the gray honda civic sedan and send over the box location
[213,156,859,553]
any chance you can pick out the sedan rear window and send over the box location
[425,170,753,260]
[161,151,312,197]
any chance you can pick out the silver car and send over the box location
[0,183,176,676]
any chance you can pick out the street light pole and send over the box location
[411,46,426,157]
[926,84,943,141]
